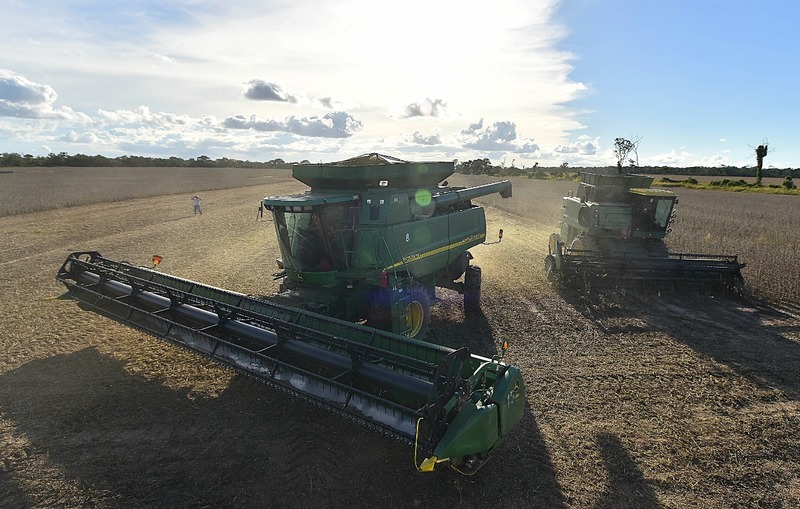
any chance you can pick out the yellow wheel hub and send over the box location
[406,300,424,337]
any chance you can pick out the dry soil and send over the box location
[1,182,798,508]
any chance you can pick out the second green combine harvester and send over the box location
[545,170,745,291]
[56,154,524,474]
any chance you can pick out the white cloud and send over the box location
[409,131,441,146]
[244,80,307,104]
[96,106,198,127]
[0,69,90,121]
[223,111,363,138]
[154,54,175,64]
[314,96,356,110]
[0,1,603,164]
[400,98,449,119]
[553,136,598,155]
[459,118,539,153]
[59,130,102,144]
[647,149,694,167]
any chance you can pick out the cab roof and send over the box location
[262,192,358,208]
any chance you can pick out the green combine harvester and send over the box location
[545,170,745,291]
[265,153,511,339]
[56,154,524,474]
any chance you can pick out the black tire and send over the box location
[544,254,560,283]
[464,265,482,312]
[445,251,471,281]
[406,285,431,339]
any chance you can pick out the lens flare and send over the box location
[414,189,432,207]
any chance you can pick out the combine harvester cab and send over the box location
[56,154,523,474]
[263,153,512,339]
[545,170,745,292]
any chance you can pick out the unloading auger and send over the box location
[56,251,525,474]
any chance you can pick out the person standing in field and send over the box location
[192,194,202,215]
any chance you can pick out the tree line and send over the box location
[0,152,296,169]
[2,151,797,179]
[455,159,799,180]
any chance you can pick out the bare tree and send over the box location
[755,141,768,185]
[614,137,643,172]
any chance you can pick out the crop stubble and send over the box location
[0,169,798,508]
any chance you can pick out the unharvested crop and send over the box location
[666,188,800,303]
[0,166,292,217]
[456,174,800,304]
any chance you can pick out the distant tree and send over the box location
[194,155,213,167]
[455,158,493,175]
[614,136,643,172]
[614,138,634,172]
[755,142,768,185]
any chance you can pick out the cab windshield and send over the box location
[632,196,675,233]
[272,203,357,272]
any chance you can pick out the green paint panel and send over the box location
[432,402,499,459]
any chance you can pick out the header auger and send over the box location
[56,154,524,474]
[545,170,745,293]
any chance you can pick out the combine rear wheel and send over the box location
[463,265,482,312]
[445,251,471,281]
[548,233,561,256]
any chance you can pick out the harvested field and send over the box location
[1,170,798,508]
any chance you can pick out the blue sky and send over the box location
[0,0,797,168]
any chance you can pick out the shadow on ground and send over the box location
[560,289,800,399]
[595,432,661,509]
[0,347,565,508]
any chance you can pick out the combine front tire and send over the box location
[464,265,482,312]
[544,254,560,283]
[406,286,431,338]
